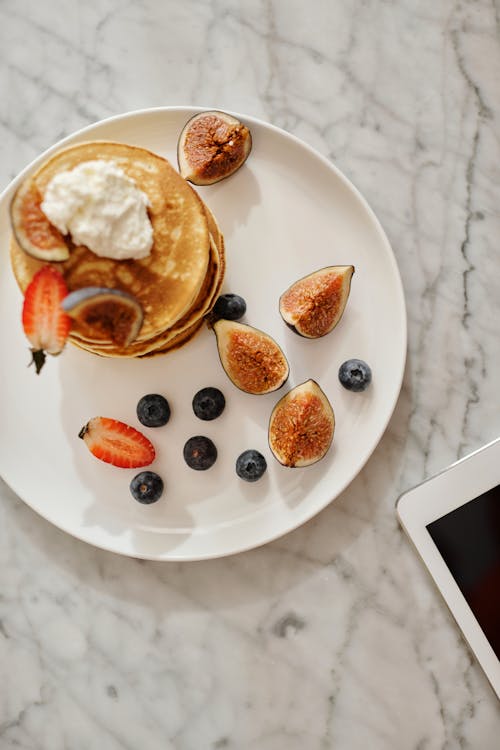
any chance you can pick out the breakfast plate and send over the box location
[0,107,406,560]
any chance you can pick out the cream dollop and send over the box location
[41,160,153,260]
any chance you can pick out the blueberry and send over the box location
[183,436,217,470]
[137,394,171,427]
[213,293,247,321]
[338,359,372,392]
[130,471,164,504]
[236,449,267,482]
[192,387,225,421]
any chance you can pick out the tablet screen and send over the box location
[427,484,500,658]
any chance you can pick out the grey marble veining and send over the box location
[1,0,500,748]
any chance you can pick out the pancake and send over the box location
[70,203,223,349]
[202,202,223,253]
[140,235,225,357]
[77,235,217,351]
[10,141,227,360]
[73,314,207,359]
[10,141,211,341]
[79,227,225,357]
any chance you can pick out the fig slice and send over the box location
[213,319,289,395]
[268,380,335,467]
[10,178,70,261]
[178,111,252,185]
[62,287,143,346]
[279,265,354,338]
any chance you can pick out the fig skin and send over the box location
[62,286,143,346]
[279,265,354,339]
[268,379,335,467]
[213,319,289,395]
[178,111,252,186]
[10,178,70,261]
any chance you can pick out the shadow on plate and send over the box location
[4,353,412,619]
[56,348,196,554]
[198,164,261,239]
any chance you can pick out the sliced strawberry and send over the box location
[79,417,156,468]
[22,266,71,373]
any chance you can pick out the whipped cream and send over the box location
[41,160,153,260]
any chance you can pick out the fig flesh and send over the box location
[268,379,335,467]
[279,265,354,338]
[178,111,252,185]
[213,319,289,395]
[10,178,70,261]
[62,287,143,346]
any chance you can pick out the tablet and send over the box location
[397,437,500,699]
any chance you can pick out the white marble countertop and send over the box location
[1,1,499,747]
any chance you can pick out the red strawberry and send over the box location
[22,265,71,373]
[78,417,156,468]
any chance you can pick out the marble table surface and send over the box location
[1,1,499,747]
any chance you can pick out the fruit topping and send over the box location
[178,111,252,185]
[213,319,289,395]
[130,471,164,504]
[212,293,247,321]
[235,449,267,482]
[22,266,71,374]
[268,380,335,467]
[338,359,372,392]
[192,387,226,421]
[78,417,155,468]
[279,265,354,338]
[136,394,171,427]
[10,178,70,261]
[183,436,217,471]
[62,287,143,346]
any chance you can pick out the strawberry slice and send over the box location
[22,266,71,374]
[79,417,156,468]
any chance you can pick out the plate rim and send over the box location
[0,105,407,561]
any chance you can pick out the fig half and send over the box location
[10,178,69,261]
[213,319,289,395]
[178,111,252,185]
[279,265,354,338]
[268,380,335,467]
[62,287,143,346]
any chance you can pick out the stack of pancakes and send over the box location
[10,141,225,357]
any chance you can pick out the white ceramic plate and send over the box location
[0,107,406,560]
